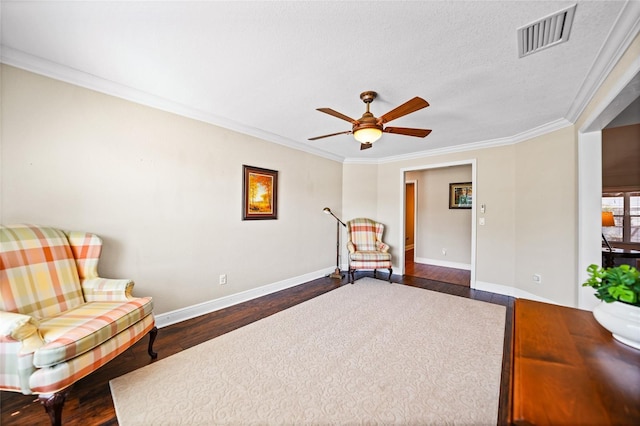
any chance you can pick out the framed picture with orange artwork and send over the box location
[242,165,278,220]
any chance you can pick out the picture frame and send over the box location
[449,182,472,209]
[242,165,278,220]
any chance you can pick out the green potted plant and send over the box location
[583,263,640,349]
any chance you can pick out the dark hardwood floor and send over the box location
[1,272,514,426]
[404,248,471,286]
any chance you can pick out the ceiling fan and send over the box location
[308,91,432,150]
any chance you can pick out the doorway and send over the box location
[578,69,640,309]
[405,181,416,251]
[401,161,476,287]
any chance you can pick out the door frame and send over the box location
[577,68,640,309]
[398,159,477,288]
[405,180,417,253]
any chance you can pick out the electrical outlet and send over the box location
[442,248,447,255]
[532,274,542,283]
[219,274,227,285]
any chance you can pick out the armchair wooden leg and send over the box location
[349,269,355,284]
[39,389,69,426]
[148,326,158,359]
[388,268,393,283]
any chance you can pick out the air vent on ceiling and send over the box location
[517,4,577,58]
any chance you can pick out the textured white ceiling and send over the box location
[1,1,637,162]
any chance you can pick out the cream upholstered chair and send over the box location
[346,218,393,284]
[0,224,157,426]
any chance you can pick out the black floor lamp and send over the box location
[323,207,346,279]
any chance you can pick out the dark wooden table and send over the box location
[602,247,640,268]
[510,299,640,425]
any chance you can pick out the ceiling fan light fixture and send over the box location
[353,127,382,144]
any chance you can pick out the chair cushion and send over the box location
[33,297,153,368]
[349,250,392,270]
[350,251,392,262]
[29,315,156,394]
[1,225,84,319]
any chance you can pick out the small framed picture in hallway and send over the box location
[449,182,472,209]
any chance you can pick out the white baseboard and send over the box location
[474,280,561,305]
[155,267,336,328]
[414,257,471,271]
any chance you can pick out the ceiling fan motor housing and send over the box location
[354,91,383,134]
[353,112,382,132]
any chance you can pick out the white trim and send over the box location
[575,14,640,309]
[566,0,640,123]
[2,0,637,168]
[414,257,471,271]
[470,161,477,288]
[345,119,572,165]
[399,159,477,288]
[581,60,640,133]
[0,47,344,163]
[1,46,578,167]
[155,267,335,328]
[475,281,572,308]
[577,131,604,310]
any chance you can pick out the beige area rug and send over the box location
[110,278,506,425]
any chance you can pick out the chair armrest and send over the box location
[82,278,135,302]
[0,311,44,353]
[376,241,390,252]
[347,241,356,254]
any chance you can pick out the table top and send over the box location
[511,299,640,425]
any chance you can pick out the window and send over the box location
[602,191,640,244]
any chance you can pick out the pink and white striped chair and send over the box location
[346,218,393,284]
[0,224,157,425]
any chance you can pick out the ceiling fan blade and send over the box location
[384,127,432,138]
[308,130,352,141]
[317,108,359,124]
[378,97,429,124]
[360,142,373,150]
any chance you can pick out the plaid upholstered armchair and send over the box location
[346,218,393,284]
[0,224,157,426]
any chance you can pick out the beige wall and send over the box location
[343,130,581,306]
[1,65,343,314]
[2,31,638,314]
[514,126,577,304]
[341,163,378,220]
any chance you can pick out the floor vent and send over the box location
[517,4,577,58]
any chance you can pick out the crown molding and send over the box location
[344,118,573,165]
[565,0,640,122]
[0,47,345,163]
[1,35,612,167]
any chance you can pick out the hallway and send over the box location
[404,249,471,287]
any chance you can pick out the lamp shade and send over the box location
[602,211,615,227]
[353,127,383,144]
